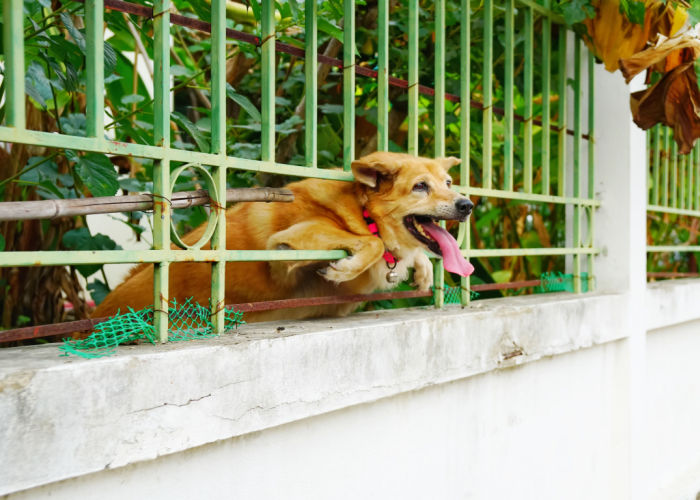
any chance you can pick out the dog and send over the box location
[93,152,475,322]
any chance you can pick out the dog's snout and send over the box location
[455,198,473,216]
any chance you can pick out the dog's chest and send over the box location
[368,253,415,290]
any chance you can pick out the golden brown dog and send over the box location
[93,152,474,322]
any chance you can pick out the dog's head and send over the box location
[352,152,474,276]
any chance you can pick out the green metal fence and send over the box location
[647,125,700,274]
[0,0,597,341]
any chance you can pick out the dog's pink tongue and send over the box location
[422,223,475,277]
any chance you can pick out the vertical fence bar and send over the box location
[305,0,317,168]
[671,139,678,208]
[377,0,389,152]
[572,37,581,293]
[523,6,534,194]
[86,0,105,139]
[407,0,419,156]
[696,142,700,211]
[210,0,227,333]
[652,125,660,206]
[503,0,514,191]
[662,127,669,206]
[433,0,446,308]
[261,0,275,162]
[687,147,693,210]
[460,0,471,305]
[343,0,355,170]
[482,0,493,189]
[152,0,171,343]
[557,28,567,197]
[3,0,26,128]
[541,1,551,195]
[587,49,595,291]
[680,153,686,210]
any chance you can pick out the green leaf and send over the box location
[19,157,60,183]
[121,94,145,105]
[619,0,645,26]
[170,111,211,152]
[104,41,118,76]
[87,279,110,305]
[170,64,193,78]
[63,228,122,278]
[226,83,262,122]
[60,11,86,54]
[318,18,343,44]
[556,0,596,27]
[0,234,5,252]
[76,153,119,197]
[59,113,87,136]
[318,103,344,114]
[25,61,52,108]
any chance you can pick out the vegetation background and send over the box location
[0,0,697,332]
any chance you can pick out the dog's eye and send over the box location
[413,182,429,192]
[446,179,452,187]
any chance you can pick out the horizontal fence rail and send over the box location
[0,0,598,342]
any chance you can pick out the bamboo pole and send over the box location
[0,188,294,221]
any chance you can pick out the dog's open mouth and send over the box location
[403,215,475,277]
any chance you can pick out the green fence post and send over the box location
[557,28,567,197]
[210,0,227,333]
[433,0,446,308]
[482,0,493,190]
[541,1,552,195]
[503,0,514,191]
[305,0,317,168]
[460,0,471,305]
[152,0,172,342]
[343,0,355,170]
[407,0,419,156]
[523,5,534,194]
[261,0,275,163]
[572,37,581,293]
[3,0,25,128]
[86,0,105,139]
[377,0,389,152]
[587,49,595,291]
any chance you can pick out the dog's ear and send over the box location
[437,156,461,171]
[351,158,398,188]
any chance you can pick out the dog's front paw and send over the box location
[412,254,433,291]
[318,257,361,284]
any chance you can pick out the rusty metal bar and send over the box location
[471,279,542,292]
[647,272,700,279]
[0,317,109,343]
[228,290,433,313]
[1,277,576,342]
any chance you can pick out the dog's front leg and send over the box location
[268,220,385,284]
[412,252,433,291]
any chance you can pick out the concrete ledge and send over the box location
[0,292,630,496]
[646,279,700,330]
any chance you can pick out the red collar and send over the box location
[362,208,397,265]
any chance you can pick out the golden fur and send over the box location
[93,152,471,322]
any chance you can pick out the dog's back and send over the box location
[93,177,365,321]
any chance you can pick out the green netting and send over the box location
[537,272,590,293]
[444,286,479,304]
[60,297,245,359]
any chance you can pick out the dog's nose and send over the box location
[455,198,473,216]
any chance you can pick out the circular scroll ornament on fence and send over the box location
[169,163,219,250]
